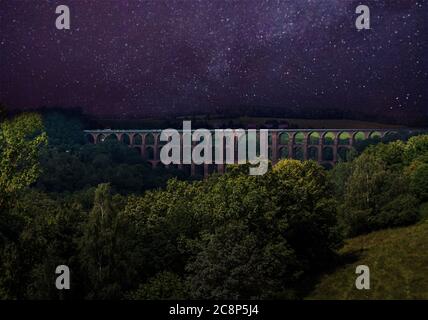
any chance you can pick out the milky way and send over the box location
[0,0,427,121]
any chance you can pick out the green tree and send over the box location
[409,163,428,201]
[185,160,341,299]
[0,113,47,245]
[0,113,47,203]
[128,272,189,300]
[0,190,85,299]
[404,134,428,163]
[79,183,134,299]
[364,140,406,170]
[341,150,419,236]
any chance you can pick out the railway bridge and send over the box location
[84,128,407,177]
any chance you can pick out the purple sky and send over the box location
[0,0,427,121]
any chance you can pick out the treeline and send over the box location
[2,103,427,129]
[0,111,427,299]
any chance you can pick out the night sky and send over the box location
[0,0,427,121]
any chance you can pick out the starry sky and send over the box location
[0,0,427,122]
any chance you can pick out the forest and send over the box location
[0,110,427,299]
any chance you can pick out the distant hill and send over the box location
[90,116,405,130]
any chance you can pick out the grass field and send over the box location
[307,217,428,300]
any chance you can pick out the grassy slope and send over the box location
[307,220,428,300]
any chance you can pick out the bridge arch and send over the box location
[120,133,131,145]
[383,131,399,142]
[322,146,334,161]
[105,134,118,142]
[279,146,289,159]
[96,134,106,143]
[145,146,155,160]
[145,133,155,145]
[308,146,319,160]
[279,132,289,145]
[133,134,143,145]
[323,132,336,145]
[308,132,320,145]
[338,132,351,145]
[353,131,366,143]
[86,134,95,144]
[369,131,382,140]
[293,132,305,145]
[293,146,304,160]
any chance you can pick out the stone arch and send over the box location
[157,133,167,146]
[293,146,304,160]
[383,131,400,142]
[96,134,105,143]
[369,131,382,140]
[294,132,305,145]
[120,133,131,145]
[308,146,319,161]
[323,132,335,145]
[353,131,366,142]
[279,132,289,145]
[338,132,351,145]
[145,146,155,160]
[133,134,143,145]
[86,134,95,144]
[105,134,118,142]
[308,132,320,145]
[145,133,155,145]
[322,146,334,161]
[279,147,289,159]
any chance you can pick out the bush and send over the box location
[337,135,428,236]
[376,194,419,228]
[183,160,341,299]
[410,163,428,201]
[404,135,428,163]
[128,272,189,300]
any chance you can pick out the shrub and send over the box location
[404,135,428,163]
[409,163,428,201]
[128,272,189,300]
[375,194,419,228]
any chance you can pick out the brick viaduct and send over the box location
[84,129,404,177]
